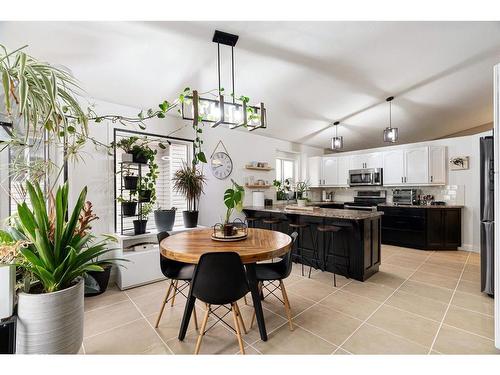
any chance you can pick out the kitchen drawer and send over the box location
[379,206,425,218]
[382,215,425,231]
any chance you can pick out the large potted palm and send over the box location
[0,181,119,354]
[172,164,206,228]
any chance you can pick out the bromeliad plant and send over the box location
[0,181,120,293]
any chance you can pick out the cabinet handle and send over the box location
[404,176,407,183]
[401,177,403,183]
[431,175,433,182]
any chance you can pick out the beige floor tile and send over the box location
[367,265,413,289]
[333,348,352,355]
[293,304,362,346]
[125,279,170,299]
[418,263,463,279]
[262,290,316,318]
[461,270,481,283]
[423,257,465,271]
[84,299,142,338]
[307,270,350,288]
[166,324,246,355]
[409,271,458,290]
[444,306,494,339]
[433,325,500,354]
[84,319,167,354]
[146,304,200,342]
[466,253,481,265]
[320,290,381,320]
[456,279,483,297]
[383,254,425,270]
[367,304,440,347]
[84,285,129,312]
[451,291,494,316]
[399,280,453,303]
[253,325,336,354]
[342,324,428,354]
[341,281,395,302]
[429,252,468,264]
[286,278,336,302]
[385,290,448,321]
[464,263,480,274]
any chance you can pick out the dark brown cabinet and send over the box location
[378,206,462,250]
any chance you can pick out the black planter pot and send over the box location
[123,176,139,190]
[121,202,137,216]
[182,211,199,228]
[223,224,235,236]
[154,209,176,231]
[132,151,148,164]
[138,190,152,202]
[133,219,148,235]
[85,265,112,297]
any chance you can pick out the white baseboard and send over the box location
[458,244,478,252]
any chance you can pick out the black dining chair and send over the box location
[191,252,249,355]
[154,231,198,330]
[250,232,298,331]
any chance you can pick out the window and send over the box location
[275,158,296,184]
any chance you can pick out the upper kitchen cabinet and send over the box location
[405,147,429,184]
[350,152,383,170]
[429,146,446,184]
[308,156,323,187]
[322,157,338,186]
[337,156,350,187]
[382,149,405,185]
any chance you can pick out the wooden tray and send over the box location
[211,230,248,242]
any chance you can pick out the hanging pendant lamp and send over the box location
[331,121,343,150]
[383,96,398,143]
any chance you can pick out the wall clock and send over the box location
[210,140,233,180]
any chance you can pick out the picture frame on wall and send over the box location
[449,156,470,170]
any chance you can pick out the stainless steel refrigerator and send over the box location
[480,136,495,296]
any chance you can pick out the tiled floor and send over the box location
[81,245,498,355]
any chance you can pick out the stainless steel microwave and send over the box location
[348,168,383,186]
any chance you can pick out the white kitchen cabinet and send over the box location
[429,146,446,184]
[337,156,350,187]
[350,152,382,169]
[383,149,405,185]
[322,157,338,186]
[405,147,429,184]
[308,156,323,187]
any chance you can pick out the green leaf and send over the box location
[2,70,11,112]
[158,143,166,149]
[157,112,165,118]
[197,151,207,163]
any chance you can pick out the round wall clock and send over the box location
[210,141,233,180]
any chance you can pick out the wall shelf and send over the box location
[245,184,271,189]
[245,165,273,171]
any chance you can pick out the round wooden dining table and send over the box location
[160,228,292,342]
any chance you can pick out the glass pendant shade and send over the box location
[383,126,398,143]
[331,136,343,150]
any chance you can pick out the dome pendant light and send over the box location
[383,96,398,143]
[331,121,344,150]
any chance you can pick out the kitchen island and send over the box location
[243,206,383,281]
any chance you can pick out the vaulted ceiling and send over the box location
[1,21,499,151]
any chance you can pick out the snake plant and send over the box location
[0,181,120,293]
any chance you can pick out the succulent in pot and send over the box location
[0,182,121,354]
[172,163,206,228]
[222,179,245,236]
[295,181,310,207]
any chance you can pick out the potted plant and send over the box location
[273,178,291,201]
[114,136,139,162]
[0,182,119,354]
[131,138,157,164]
[295,181,311,207]
[0,234,18,320]
[223,180,245,236]
[84,262,112,297]
[122,166,139,190]
[134,202,153,235]
[172,164,207,228]
[117,194,137,216]
[154,206,177,232]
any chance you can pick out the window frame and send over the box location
[275,157,297,185]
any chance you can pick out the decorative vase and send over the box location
[182,210,199,228]
[84,265,112,297]
[121,202,137,216]
[123,176,139,190]
[0,264,15,320]
[297,199,307,207]
[154,209,176,231]
[16,279,84,354]
[133,219,148,235]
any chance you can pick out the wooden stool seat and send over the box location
[288,223,309,229]
[263,218,281,224]
[246,217,258,221]
[317,225,342,232]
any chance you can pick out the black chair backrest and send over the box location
[278,231,298,279]
[157,231,184,279]
[191,252,249,305]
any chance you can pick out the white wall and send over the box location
[318,130,493,252]
[66,99,323,234]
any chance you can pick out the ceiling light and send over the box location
[331,121,343,150]
[181,30,266,131]
[383,96,398,143]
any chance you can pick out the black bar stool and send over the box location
[317,224,350,286]
[286,215,313,277]
[245,216,260,228]
[262,216,282,231]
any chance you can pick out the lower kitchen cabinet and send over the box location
[378,206,462,250]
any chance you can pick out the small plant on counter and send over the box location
[295,181,311,207]
[273,178,291,201]
[222,180,245,236]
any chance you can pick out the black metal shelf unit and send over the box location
[118,161,147,235]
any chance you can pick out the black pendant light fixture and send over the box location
[383,96,398,143]
[181,30,266,131]
[331,121,343,150]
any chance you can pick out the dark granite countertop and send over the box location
[378,203,464,209]
[243,205,383,220]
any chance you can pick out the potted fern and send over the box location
[172,164,206,228]
[0,181,119,354]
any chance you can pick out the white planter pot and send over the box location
[297,199,307,207]
[0,265,15,319]
[16,278,84,354]
[121,152,133,162]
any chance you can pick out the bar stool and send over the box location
[286,216,313,277]
[262,216,282,231]
[316,224,350,287]
[245,216,260,229]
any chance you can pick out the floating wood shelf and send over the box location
[245,184,271,189]
[245,165,273,171]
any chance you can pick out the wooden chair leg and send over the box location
[154,280,174,328]
[250,310,256,329]
[194,304,211,355]
[234,302,247,334]
[193,304,199,330]
[280,280,294,331]
[231,303,245,355]
[170,280,179,307]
